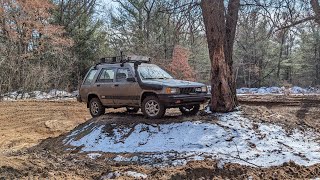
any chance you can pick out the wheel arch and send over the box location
[140,91,158,105]
[87,94,99,108]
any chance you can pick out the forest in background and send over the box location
[0,0,320,94]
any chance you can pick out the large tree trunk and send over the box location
[311,0,320,24]
[201,0,239,112]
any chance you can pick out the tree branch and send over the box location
[275,16,316,31]
[159,2,199,13]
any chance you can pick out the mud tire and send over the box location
[141,96,166,119]
[89,98,105,117]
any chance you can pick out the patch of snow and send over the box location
[172,159,187,166]
[113,155,138,162]
[65,112,320,167]
[1,89,77,101]
[290,86,307,94]
[102,171,121,179]
[190,155,205,161]
[204,106,212,114]
[32,91,52,100]
[101,171,147,179]
[235,86,320,95]
[217,160,225,169]
[63,123,93,144]
[48,89,72,97]
[87,153,101,159]
[71,90,79,97]
[125,171,147,179]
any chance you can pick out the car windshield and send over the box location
[138,65,173,80]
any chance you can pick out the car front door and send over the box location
[94,68,116,106]
[113,68,141,106]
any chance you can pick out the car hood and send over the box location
[142,79,205,87]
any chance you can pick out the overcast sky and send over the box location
[94,0,118,21]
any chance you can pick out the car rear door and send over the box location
[113,67,141,106]
[94,68,116,106]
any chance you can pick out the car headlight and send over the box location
[195,87,202,92]
[201,86,207,93]
[165,87,179,94]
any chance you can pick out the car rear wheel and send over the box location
[142,96,166,119]
[179,104,200,116]
[89,98,105,117]
[126,107,139,113]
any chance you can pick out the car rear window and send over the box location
[116,68,133,82]
[83,69,98,85]
[97,69,115,83]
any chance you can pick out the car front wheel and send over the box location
[179,104,200,116]
[89,97,105,117]
[142,96,166,119]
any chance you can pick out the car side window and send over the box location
[116,68,132,82]
[83,69,98,85]
[97,68,115,83]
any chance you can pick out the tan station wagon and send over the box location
[77,55,208,118]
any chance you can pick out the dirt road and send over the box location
[0,100,92,172]
[0,96,320,179]
[238,95,320,132]
[0,101,91,153]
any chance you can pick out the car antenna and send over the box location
[120,51,126,67]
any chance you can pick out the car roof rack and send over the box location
[96,53,151,68]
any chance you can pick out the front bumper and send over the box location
[158,93,208,107]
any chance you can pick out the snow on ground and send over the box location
[0,89,77,101]
[63,112,320,167]
[87,153,102,159]
[236,86,320,95]
[102,171,148,179]
[125,171,148,179]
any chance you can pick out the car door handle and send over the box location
[96,84,101,87]
[114,84,119,87]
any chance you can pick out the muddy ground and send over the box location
[0,95,320,179]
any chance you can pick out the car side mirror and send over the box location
[127,77,136,82]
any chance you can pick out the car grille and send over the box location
[180,87,197,94]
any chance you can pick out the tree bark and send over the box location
[201,0,239,112]
[225,0,240,106]
[311,0,320,24]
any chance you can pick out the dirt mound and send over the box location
[35,111,320,169]
[1,98,320,179]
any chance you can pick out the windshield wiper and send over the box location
[143,77,170,80]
